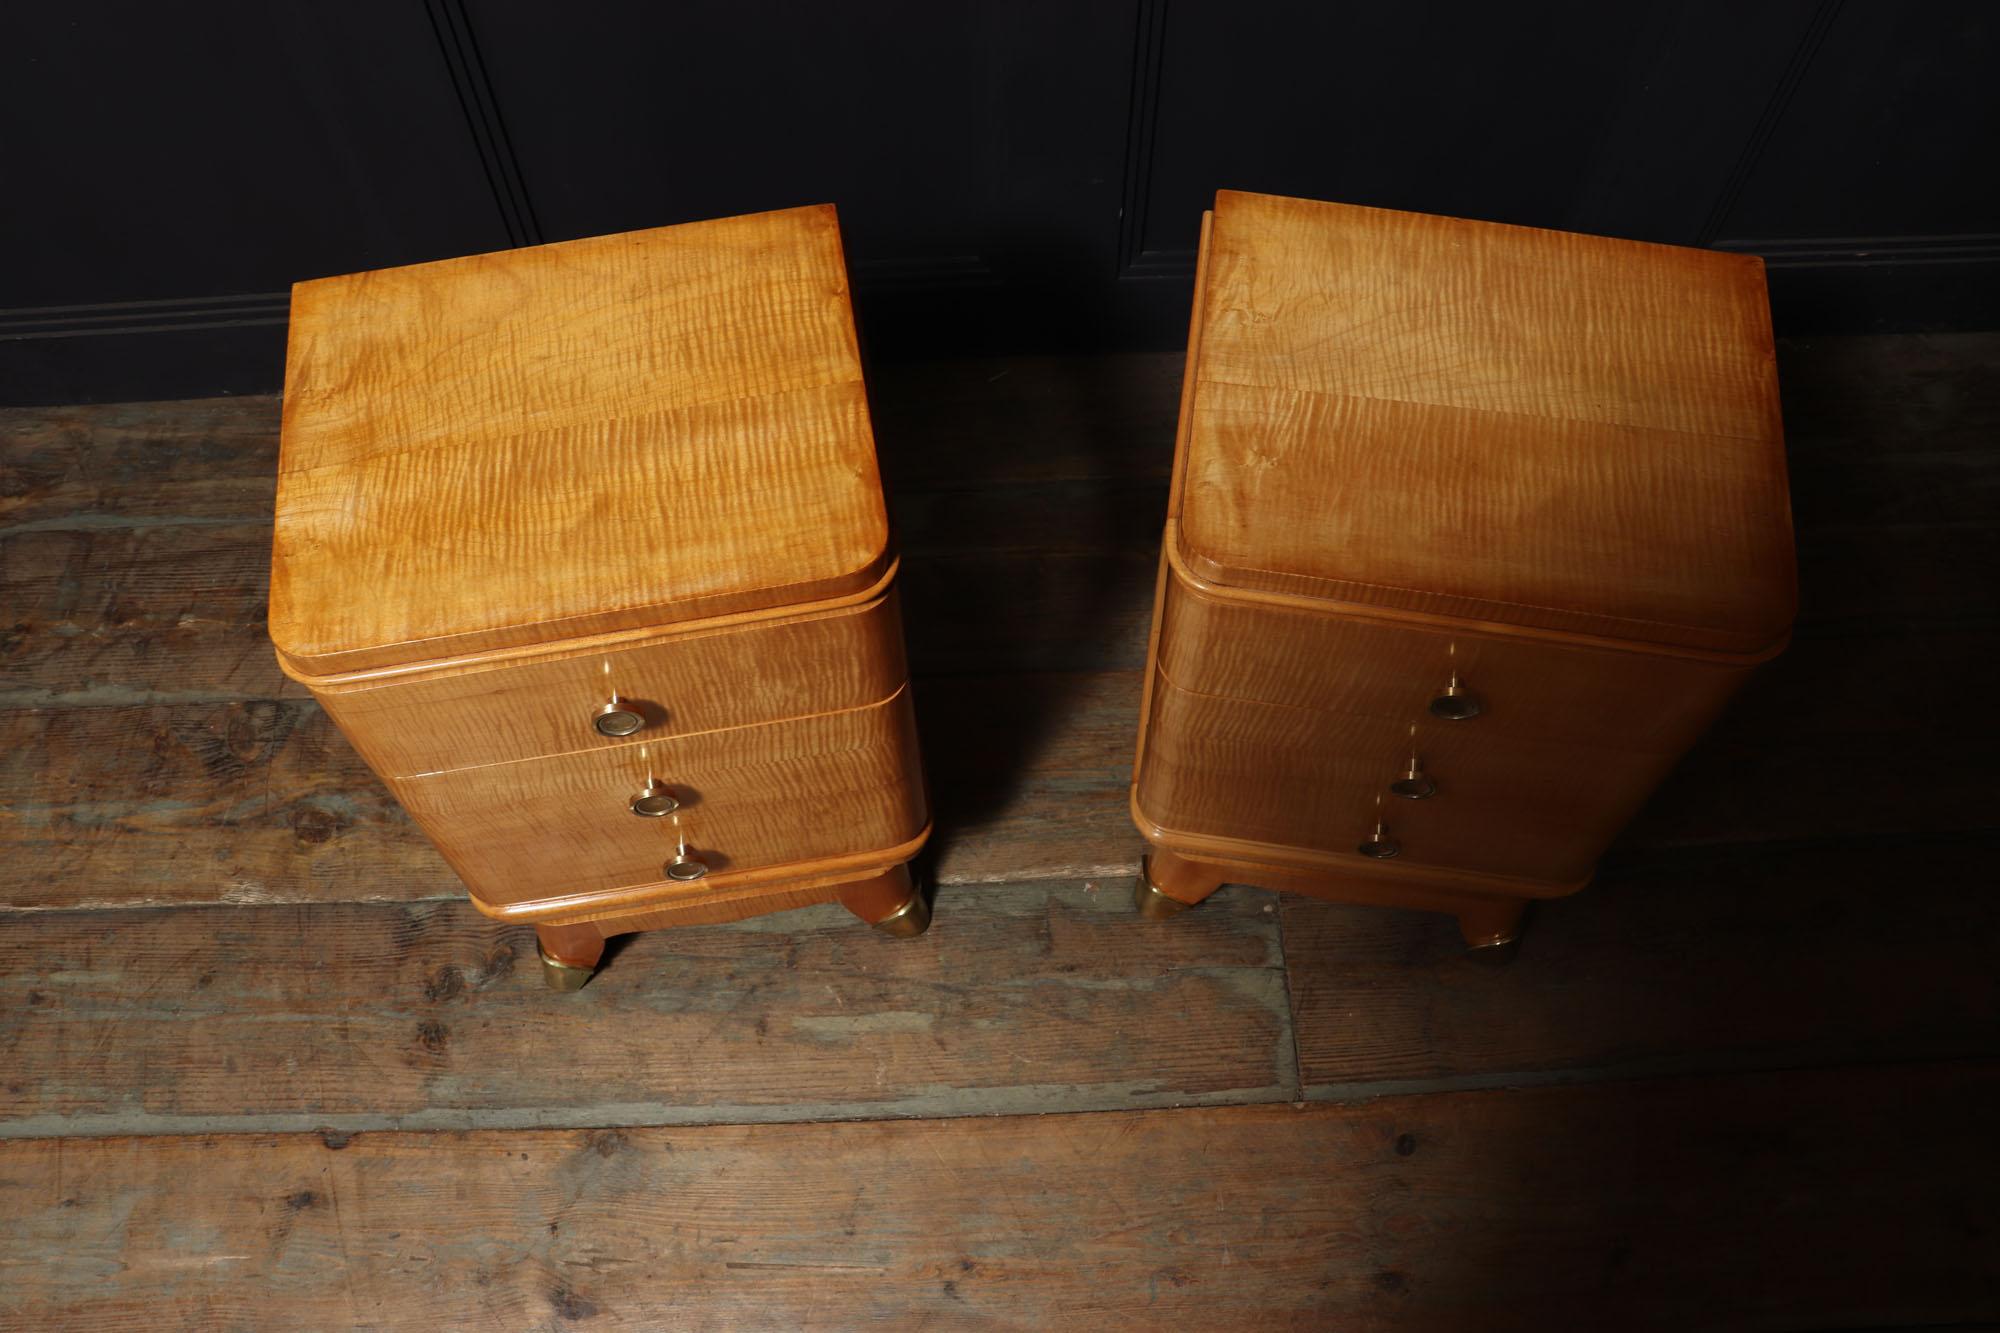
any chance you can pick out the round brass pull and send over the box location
[593,699,644,737]
[1428,681,1481,721]
[628,779,679,818]
[665,850,708,882]
[1358,820,1401,858]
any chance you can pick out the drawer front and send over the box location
[1137,670,1681,883]
[1158,571,1749,753]
[394,688,927,910]
[319,590,906,777]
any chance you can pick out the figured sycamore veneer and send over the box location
[1156,561,1755,751]
[298,584,908,779]
[1178,191,1795,658]
[270,204,888,679]
[1139,666,1683,884]
[1134,190,1796,945]
[393,689,927,912]
[271,206,930,970]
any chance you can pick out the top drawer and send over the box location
[309,588,907,778]
[1157,568,1752,755]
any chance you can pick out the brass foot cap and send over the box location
[1134,865,1193,921]
[539,945,597,992]
[1464,936,1521,966]
[871,886,933,939]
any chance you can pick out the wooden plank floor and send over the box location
[3,336,1998,1328]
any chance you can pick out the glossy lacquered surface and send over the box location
[303,585,908,778]
[1177,190,1796,657]
[1138,659,1684,884]
[270,204,890,678]
[1134,191,1796,938]
[392,689,927,913]
[271,205,929,945]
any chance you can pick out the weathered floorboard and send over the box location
[0,671,1147,911]
[0,395,280,529]
[1,523,290,704]
[2,1063,1992,1330]
[0,882,1291,1136]
[1284,837,2000,1094]
[0,700,438,910]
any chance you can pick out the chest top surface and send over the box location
[1177,190,1796,657]
[270,204,889,678]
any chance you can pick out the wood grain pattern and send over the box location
[394,689,927,913]
[0,336,1994,1329]
[271,204,890,676]
[11,626,2000,911]
[0,396,279,528]
[1157,563,1753,749]
[1,523,291,704]
[4,1065,1993,1329]
[4,341,1991,915]
[1197,190,1782,442]
[0,500,1166,706]
[1137,668,1673,883]
[1180,190,1795,655]
[0,883,1290,1135]
[1183,382,1795,653]
[310,588,908,778]
[0,700,446,911]
[1138,193,1799,920]
[9,471,1981,707]
[0,674,1140,913]
[268,206,937,935]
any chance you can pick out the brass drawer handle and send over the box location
[1391,729,1435,799]
[666,849,709,881]
[1389,765,1436,800]
[1358,819,1401,859]
[628,779,679,818]
[593,698,645,737]
[1428,674,1481,721]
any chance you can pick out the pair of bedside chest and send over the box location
[270,193,1794,989]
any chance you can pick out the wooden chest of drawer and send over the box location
[1131,191,1796,954]
[270,205,931,989]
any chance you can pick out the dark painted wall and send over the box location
[2,0,1994,403]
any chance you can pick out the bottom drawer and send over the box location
[1136,670,1679,883]
[394,687,927,911]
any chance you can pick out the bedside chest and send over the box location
[270,205,931,990]
[1131,191,1796,955]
